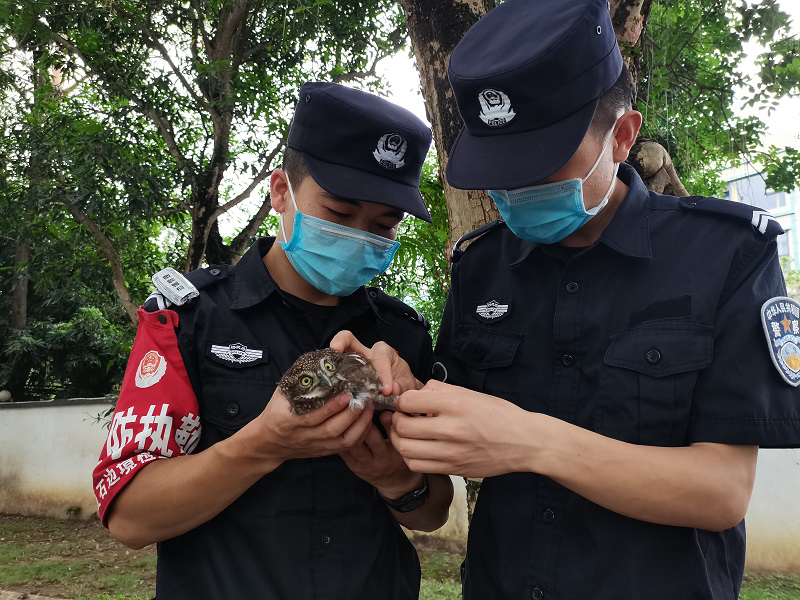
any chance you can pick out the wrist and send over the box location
[520,411,558,476]
[376,471,425,501]
[224,418,286,474]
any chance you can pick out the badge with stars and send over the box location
[761,296,800,387]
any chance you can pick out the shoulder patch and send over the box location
[367,288,430,330]
[761,296,800,387]
[142,264,229,313]
[679,197,784,238]
[451,219,506,263]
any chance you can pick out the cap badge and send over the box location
[761,296,800,387]
[373,132,407,170]
[478,89,516,127]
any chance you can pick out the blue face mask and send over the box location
[487,127,619,244]
[278,174,401,297]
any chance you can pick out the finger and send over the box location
[362,424,389,455]
[342,441,374,463]
[329,330,371,356]
[392,411,444,440]
[340,404,375,446]
[396,390,442,416]
[301,394,351,427]
[379,410,394,432]
[370,342,399,396]
[389,434,453,461]
[404,458,454,475]
[317,397,363,437]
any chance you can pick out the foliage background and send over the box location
[0,0,799,399]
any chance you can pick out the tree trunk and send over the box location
[10,238,31,330]
[66,203,139,327]
[609,0,654,94]
[400,0,499,251]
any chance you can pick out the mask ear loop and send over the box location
[582,124,617,183]
[278,170,299,244]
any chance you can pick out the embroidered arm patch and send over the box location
[761,296,800,387]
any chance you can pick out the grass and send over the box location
[1,515,799,600]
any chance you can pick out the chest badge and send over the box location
[476,299,510,323]
[207,341,269,368]
[761,297,800,387]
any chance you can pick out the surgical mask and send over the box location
[278,173,400,297]
[487,127,619,244]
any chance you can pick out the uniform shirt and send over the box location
[93,237,433,600]
[435,163,800,600]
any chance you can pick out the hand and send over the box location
[329,330,422,396]
[255,387,375,462]
[390,380,536,478]
[340,411,424,499]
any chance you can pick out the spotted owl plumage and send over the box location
[279,348,397,415]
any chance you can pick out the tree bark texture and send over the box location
[10,239,31,331]
[400,0,499,250]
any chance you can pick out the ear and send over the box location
[270,169,290,214]
[612,110,643,163]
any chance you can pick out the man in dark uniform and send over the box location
[371,1,800,599]
[92,81,453,599]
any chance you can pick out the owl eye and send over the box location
[299,375,313,387]
[323,360,335,372]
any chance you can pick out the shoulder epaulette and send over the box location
[143,264,229,312]
[679,197,784,238]
[366,287,430,331]
[451,219,506,263]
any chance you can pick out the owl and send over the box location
[279,348,397,415]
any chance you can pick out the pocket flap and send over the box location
[605,323,713,377]
[452,325,522,370]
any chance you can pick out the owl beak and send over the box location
[320,371,333,386]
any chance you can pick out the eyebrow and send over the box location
[322,192,404,220]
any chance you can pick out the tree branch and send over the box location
[211,136,285,220]
[47,28,193,175]
[112,4,219,124]
[64,201,139,327]
[229,194,274,262]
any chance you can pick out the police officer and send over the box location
[372,1,800,598]
[92,81,453,599]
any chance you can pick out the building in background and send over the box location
[722,162,799,269]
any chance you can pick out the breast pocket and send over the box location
[596,323,713,446]
[451,325,522,402]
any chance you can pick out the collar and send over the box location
[230,237,382,319]
[230,238,280,310]
[509,162,653,265]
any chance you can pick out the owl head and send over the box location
[279,348,371,405]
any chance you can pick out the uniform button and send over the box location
[542,508,555,523]
[645,349,662,364]
[321,533,332,546]
[566,281,579,294]
[369,290,378,298]
[475,349,484,362]
[561,354,574,367]
[157,313,168,325]
[208,268,220,276]
[532,587,544,600]
[306,94,312,103]
[226,403,240,416]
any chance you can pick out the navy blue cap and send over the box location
[446,0,623,190]
[287,82,433,221]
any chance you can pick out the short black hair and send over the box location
[590,63,633,135]
[281,146,310,191]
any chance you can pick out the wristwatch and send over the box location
[377,475,430,513]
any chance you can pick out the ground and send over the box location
[0,514,798,599]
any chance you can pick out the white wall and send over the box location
[0,399,111,519]
[0,400,798,571]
